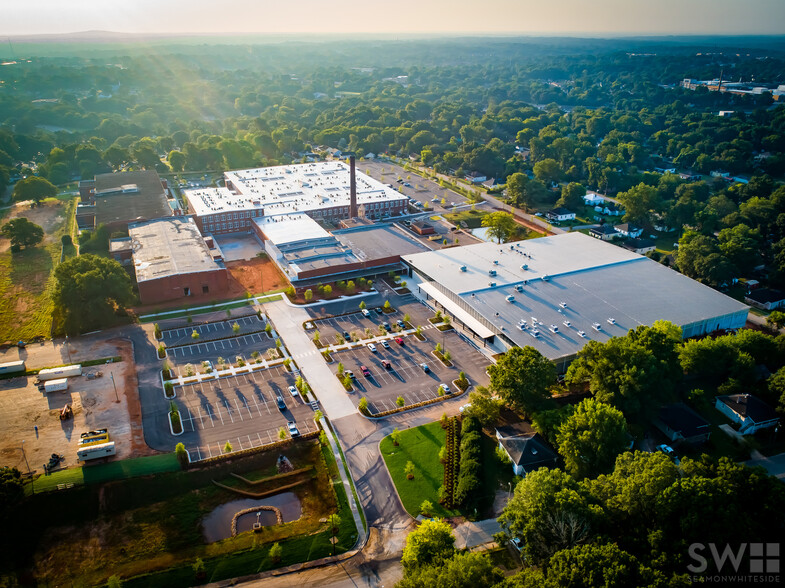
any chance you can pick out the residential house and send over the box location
[465,171,487,184]
[745,288,785,311]
[622,238,656,255]
[364,153,376,160]
[495,426,559,477]
[545,207,576,222]
[614,223,643,238]
[654,166,677,174]
[595,202,622,216]
[654,403,711,445]
[715,394,779,435]
[589,225,618,241]
[583,191,605,206]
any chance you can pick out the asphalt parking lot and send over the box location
[173,365,317,461]
[166,331,275,364]
[161,314,266,348]
[329,329,490,415]
[358,160,471,212]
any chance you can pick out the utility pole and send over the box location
[110,371,119,402]
[21,440,32,494]
[65,335,72,364]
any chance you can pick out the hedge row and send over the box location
[441,416,461,509]
[454,416,482,508]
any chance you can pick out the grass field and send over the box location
[443,209,545,241]
[0,198,76,342]
[380,421,461,518]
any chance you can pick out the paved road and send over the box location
[744,451,785,482]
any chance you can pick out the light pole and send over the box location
[110,371,119,403]
[507,481,512,501]
[21,440,33,494]
[65,335,72,364]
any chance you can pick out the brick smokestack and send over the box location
[349,155,358,218]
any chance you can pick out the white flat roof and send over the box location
[254,213,331,246]
[184,161,407,217]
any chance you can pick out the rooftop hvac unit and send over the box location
[530,329,541,338]
[488,269,497,276]
[607,317,616,325]
[488,282,496,287]
[563,320,571,328]
[460,265,467,272]
[542,274,550,281]
[493,260,499,265]
[506,295,515,302]
[559,302,567,308]
[514,284,523,292]
[521,264,528,270]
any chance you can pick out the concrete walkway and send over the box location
[321,417,367,548]
[265,300,357,420]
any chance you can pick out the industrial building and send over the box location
[257,213,430,284]
[77,170,173,232]
[127,217,230,305]
[183,159,408,236]
[402,232,749,369]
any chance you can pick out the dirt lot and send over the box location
[0,200,70,254]
[226,256,288,294]
[0,339,150,474]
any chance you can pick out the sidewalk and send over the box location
[265,300,357,420]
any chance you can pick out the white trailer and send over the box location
[77,441,116,461]
[44,378,69,393]
[36,364,82,381]
[0,360,25,375]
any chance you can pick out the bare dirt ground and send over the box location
[226,257,288,294]
[0,200,68,254]
[0,339,147,473]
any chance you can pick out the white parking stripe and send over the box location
[214,403,225,424]
[224,399,234,422]
[234,398,244,421]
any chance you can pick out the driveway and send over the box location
[744,451,785,482]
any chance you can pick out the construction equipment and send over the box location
[43,453,64,473]
[59,404,73,420]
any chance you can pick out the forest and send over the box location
[1,36,784,289]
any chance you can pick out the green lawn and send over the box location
[29,453,181,494]
[380,421,461,518]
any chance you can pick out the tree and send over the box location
[481,211,516,244]
[384,300,392,311]
[405,461,415,480]
[675,230,735,287]
[766,310,785,330]
[13,176,56,204]
[769,367,785,415]
[397,551,504,588]
[232,322,240,334]
[323,284,332,296]
[546,542,663,588]
[498,468,591,563]
[556,398,629,479]
[505,172,530,209]
[174,443,189,468]
[269,542,283,564]
[533,158,561,184]
[618,183,658,226]
[391,428,401,446]
[359,300,366,310]
[224,441,233,453]
[1,217,44,250]
[53,254,134,334]
[557,182,586,210]
[400,518,455,572]
[488,346,555,415]
[0,467,23,521]
[466,386,502,426]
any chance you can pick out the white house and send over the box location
[715,394,779,435]
[584,191,605,205]
[545,207,576,222]
[589,225,618,241]
[622,238,656,255]
[595,203,623,216]
[744,288,785,311]
[614,223,643,238]
[465,171,487,184]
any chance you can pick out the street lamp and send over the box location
[110,371,119,402]
[65,335,72,364]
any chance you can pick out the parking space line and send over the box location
[207,444,212,458]
[223,399,234,422]
[234,398,244,421]
[251,394,263,416]
[242,397,253,418]
[257,432,263,446]
[214,403,225,425]
[196,447,202,460]
[237,437,243,450]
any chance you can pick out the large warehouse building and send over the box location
[128,217,230,305]
[183,159,408,236]
[403,232,749,370]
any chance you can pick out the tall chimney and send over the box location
[349,155,358,218]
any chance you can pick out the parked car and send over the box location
[439,383,450,394]
[381,340,390,349]
[276,395,286,411]
[403,182,412,187]
[656,444,679,464]
[360,365,371,377]
[361,308,370,317]
[395,337,405,345]
[345,369,355,379]
[287,385,299,398]
[342,330,351,340]
[420,363,430,372]
[367,343,377,352]
[287,421,300,437]
[382,321,390,330]
[375,307,384,315]
[381,359,391,369]
[396,319,405,328]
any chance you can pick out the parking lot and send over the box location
[161,314,266,348]
[166,331,275,364]
[173,365,317,461]
[329,328,490,415]
[358,160,472,212]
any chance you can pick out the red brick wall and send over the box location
[137,269,230,305]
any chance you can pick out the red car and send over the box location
[360,365,371,377]
[381,359,391,369]
[394,337,404,345]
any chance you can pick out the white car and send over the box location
[287,385,299,397]
[381,340,390,349]
[439,383,450,394]
[459,403,472,413]
[367,343,377,352]
[361,309,370,317]
[287,421,300,437]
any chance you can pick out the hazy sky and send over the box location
[3,0,784,36]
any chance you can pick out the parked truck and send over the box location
[44,378,69,393]
[36,364,82,382]
[77,441,116,461]
[0,360,25,375]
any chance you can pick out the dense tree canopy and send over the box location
[0,217,44,250]
[12,176,57,203]
[488,346,555,415]
[481,211,516,244]
[53,254,134,334]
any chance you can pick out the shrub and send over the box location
[405,461,415,480]
[319,430,328,446]
[396,396,405,407]
[383,300,392,311]
[157,344,166,358]
[265,323,272,335]
[391,428,401,446]
[420,500,433,517]
[175,442,188,467]
[251,350,260,359]
[440,413,449,429]
[154,322,161,339]
[269,542,283,564]
[164,382,174,397]
[304,289,313,301]
[232,322,240,334]
[191,330,199,340]
[224,441,233,453]
[61,234,73,246]
[358,397,369,415]
[184,364,195,377]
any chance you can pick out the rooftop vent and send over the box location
[542,274,550,281]
[506,295,515,303]
[521,264,528,270]
[514,284,523,292]
[488,269,497,276]
[459,265,467,272]
[488,282,496,287]
[493,260,499,265]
